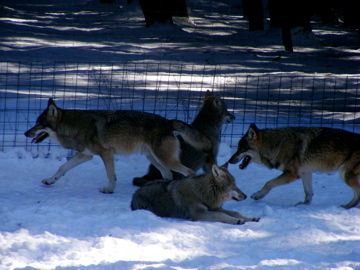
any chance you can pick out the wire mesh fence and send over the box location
[1,61,360,155]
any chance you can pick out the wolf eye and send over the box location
[38,118,48,126]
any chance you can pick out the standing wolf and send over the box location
[24,98,212,193]
[133,91,235,186]
[228,123,360,208]
[131,163,260,224]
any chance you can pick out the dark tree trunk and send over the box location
[281,25,293,52]
[100,0,116,4]
[139,0,188,27]
[342,0,360,28]
[243,0,264,31]
[269,0,312,51]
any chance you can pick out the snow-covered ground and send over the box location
[1,0,360,269]
[1,145,359,270]
[1,0,359,74]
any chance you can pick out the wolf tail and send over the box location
[172,120,212,151]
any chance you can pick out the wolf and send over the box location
[131,163,260,224]
[228,123,360,209]
[132,91,235,186]
[24,98,212,193]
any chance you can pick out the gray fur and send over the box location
[229,123,360,208]
[131,164,260,225]
[133,91,235,186]
[24,98,212,193]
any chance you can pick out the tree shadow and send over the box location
[1,0,359,74]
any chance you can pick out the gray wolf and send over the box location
[132,91,235,186]
[228,123,360,209]
[131,163,260,224]
[24,98,212,193]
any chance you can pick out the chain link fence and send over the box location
[1,61,359,155]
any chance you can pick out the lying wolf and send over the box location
[229,123,360,208]
[131,163,260,224]
[133,91,235,186]
[24,98,211,193]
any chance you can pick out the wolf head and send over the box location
[24,98,61,143]
[211,163,247,202]
[200,91,235,124]
[228,123,261,169]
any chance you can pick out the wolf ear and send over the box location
[247,123,259,141]
[205,90,213,99]
[48,98,57,107]
[47,99,60,121]
[221,162,229,169]
[213,96,223,108]
[212,164,226,180]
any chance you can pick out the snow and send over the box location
[1,145,360,270]
[1,0,360,269]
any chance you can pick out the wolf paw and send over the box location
[251,217,260,222]
[236,219,246,225]
[42,178,55,185]
[251,191,265,200]
[99,187,114,194]
[132,177,152,187]
[295,200,311,206]
[341,202,358,209]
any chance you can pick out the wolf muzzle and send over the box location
[228,151,241,164]
[232,192,247,201]
[229,152,252,170]
[24,127,49,144]
[226,112,235,123]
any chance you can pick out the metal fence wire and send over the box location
[1,61,360,155]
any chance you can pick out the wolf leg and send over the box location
[342,189,360,209]
[99,151,117,194]
[172,120,212,151]
[163,152,194,177]
[146,152,173,180]
[42,152,93,186]
[251,171,298,200]
[193,209,246,225]
[296,171,313,206]
[342,170,360,209]
[218,208,260,223]
[152,136,194,178]
[167,161,194,178]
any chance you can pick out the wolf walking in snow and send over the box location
[229,123,360,208]
[24,98,212,193]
